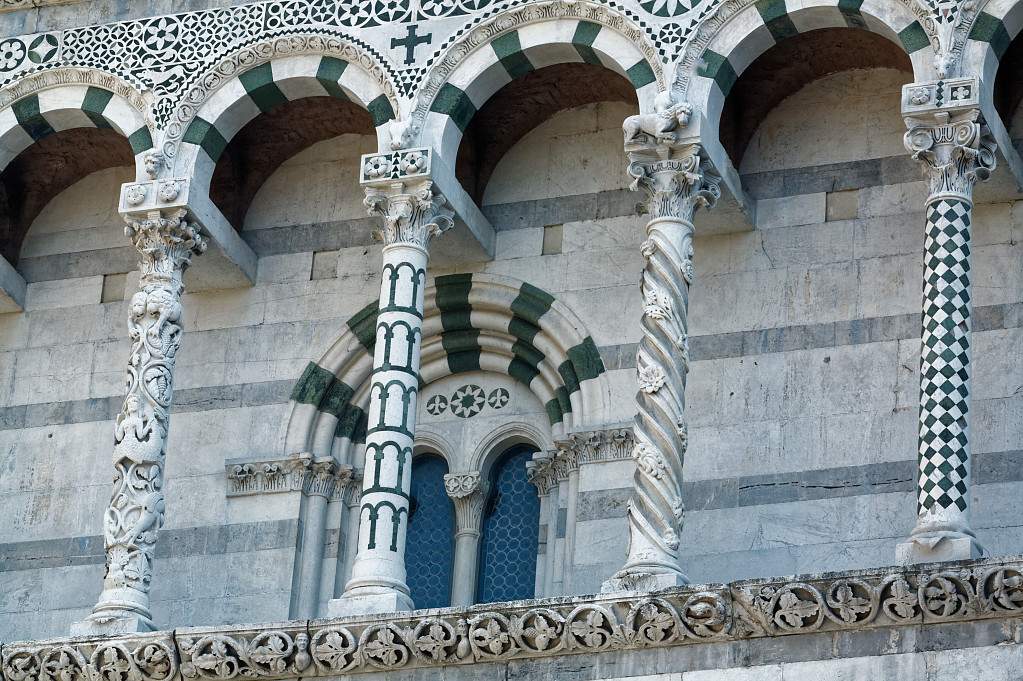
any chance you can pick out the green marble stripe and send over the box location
[437,273,480,373]
[291,362,335,405]
[316,56,350,99]
[510,282,555,330]
[81,87,113,129]
[969,12,1011,59]
[368,94,396,127]
[755,0,799,42]
[240,62,288,113]
[572,21,603,65]
[626,59,656,89]
[558,358,581,396]
[898,21,930,53]
[567,336,605,384]
[335,403,368,443]
[697,50,738,97]
[509,339,543,386]
[320,379,356,418]
[430,83,477,132]
[182,116,228,161]
[12,95,54,141]
[347,301,379,352]
[492,31,534,79]
[837,0,866,29]
[128,126,154,154]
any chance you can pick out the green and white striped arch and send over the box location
[688,0,933,137]
[284,273,611,460]
[0,84,153,176]
[174,53,397,192]
[420,18,662,166]
[963,0,1020,92]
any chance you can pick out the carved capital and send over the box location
[526,451,558,497]
[626,141,721,223]
[226,455,354,500]
[443,472,489,535]
[902,79,996,202]
[360,148,454,251]
[122,208,206,289]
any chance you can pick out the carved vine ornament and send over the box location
[3,557,1023,680]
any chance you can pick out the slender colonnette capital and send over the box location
[444,472,489,607]
[897,78,996,564]
[336,148,453,616]
[605,102,720,592]
[74,179,206,634]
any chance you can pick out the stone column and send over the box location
[333,471,364,598]
[896,78,995,564]
[526,452,559,596]
[443,472,488,607]
[74,180,206,634]
[292,458,352,618]
[333,149,453,616]
[605,127,720,592]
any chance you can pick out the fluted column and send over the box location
[605,127,720,592]
[896,78,995,564]
[333,148,453,616]
[74,180,206,634]
[443,472,488,607]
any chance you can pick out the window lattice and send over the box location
[405,454,455,609]
[478,445,540,603]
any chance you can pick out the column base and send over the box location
[70,610,155,636]
[896,534,983,565]
[327,590,415,618]
[601,569,689,594]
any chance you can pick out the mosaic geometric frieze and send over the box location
[4,556,1022,678]
[424,384,511,419]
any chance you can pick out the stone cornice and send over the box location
[527,427,635,495]
[225,455,353,500]
[3,556,1022,679]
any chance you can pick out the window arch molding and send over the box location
[470,420,552,483]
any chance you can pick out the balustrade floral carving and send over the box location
[6,558,1023,680]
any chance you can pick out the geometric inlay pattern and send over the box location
[919,198,972,513]
[405,455,455,609]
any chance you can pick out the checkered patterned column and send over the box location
[919,197,973,519]
[899,78,996,563]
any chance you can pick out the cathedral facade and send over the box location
[0,0,1022,677]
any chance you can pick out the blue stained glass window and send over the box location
[478,445,541,603]
[405,454,455,609]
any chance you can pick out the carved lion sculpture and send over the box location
[623,91,692,145]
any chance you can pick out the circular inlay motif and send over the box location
[450,384,485,418]
[640,0,695,17]
[27,34,58,64]
[425,394,448,416]
[487,387,510,410]
[0,39,26,72]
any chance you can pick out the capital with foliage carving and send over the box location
[902,78,996,202]
[360,147,454,251]
[443,472,489,535]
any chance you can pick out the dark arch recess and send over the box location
[208,96,375,232]
[2,127,134,265]
[994,31,1023,143]
[720,27,913,173]
[455,62,638,205]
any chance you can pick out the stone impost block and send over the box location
[895,535,983,565]
[326,590,415,617]
[0,254,26,313]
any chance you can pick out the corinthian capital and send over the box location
[627,141,721,223]
[123,209,207,288]
[902,78,997,201]
[360,147,454,250]
[443,472,489,535]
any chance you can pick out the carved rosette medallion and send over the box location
[81,207,205,632]
[900,79,995,554]
[612,130,719,588]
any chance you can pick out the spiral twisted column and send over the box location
[333,148,453,616]
[74,179,206,634]
[605,139,719,592]
[897,79,996,564]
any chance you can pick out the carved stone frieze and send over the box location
[526,428,635,496]
[9,557,1023,678]
[226,455,354,500]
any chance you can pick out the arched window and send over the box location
[477,444,541,603]
[405,454,455,609]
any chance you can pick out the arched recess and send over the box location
[0,69,153,265]
[413,2,665,172]
[678,0,936,173]
[168,35,399,196]
[282,273,611,463]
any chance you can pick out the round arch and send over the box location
[963,0,1022,88]
[167,33,399,193]
[469,420,551,482]
[0,68,153,178]
[413,2,665,163]
[678,0,936,145]
[282,273,612,462]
